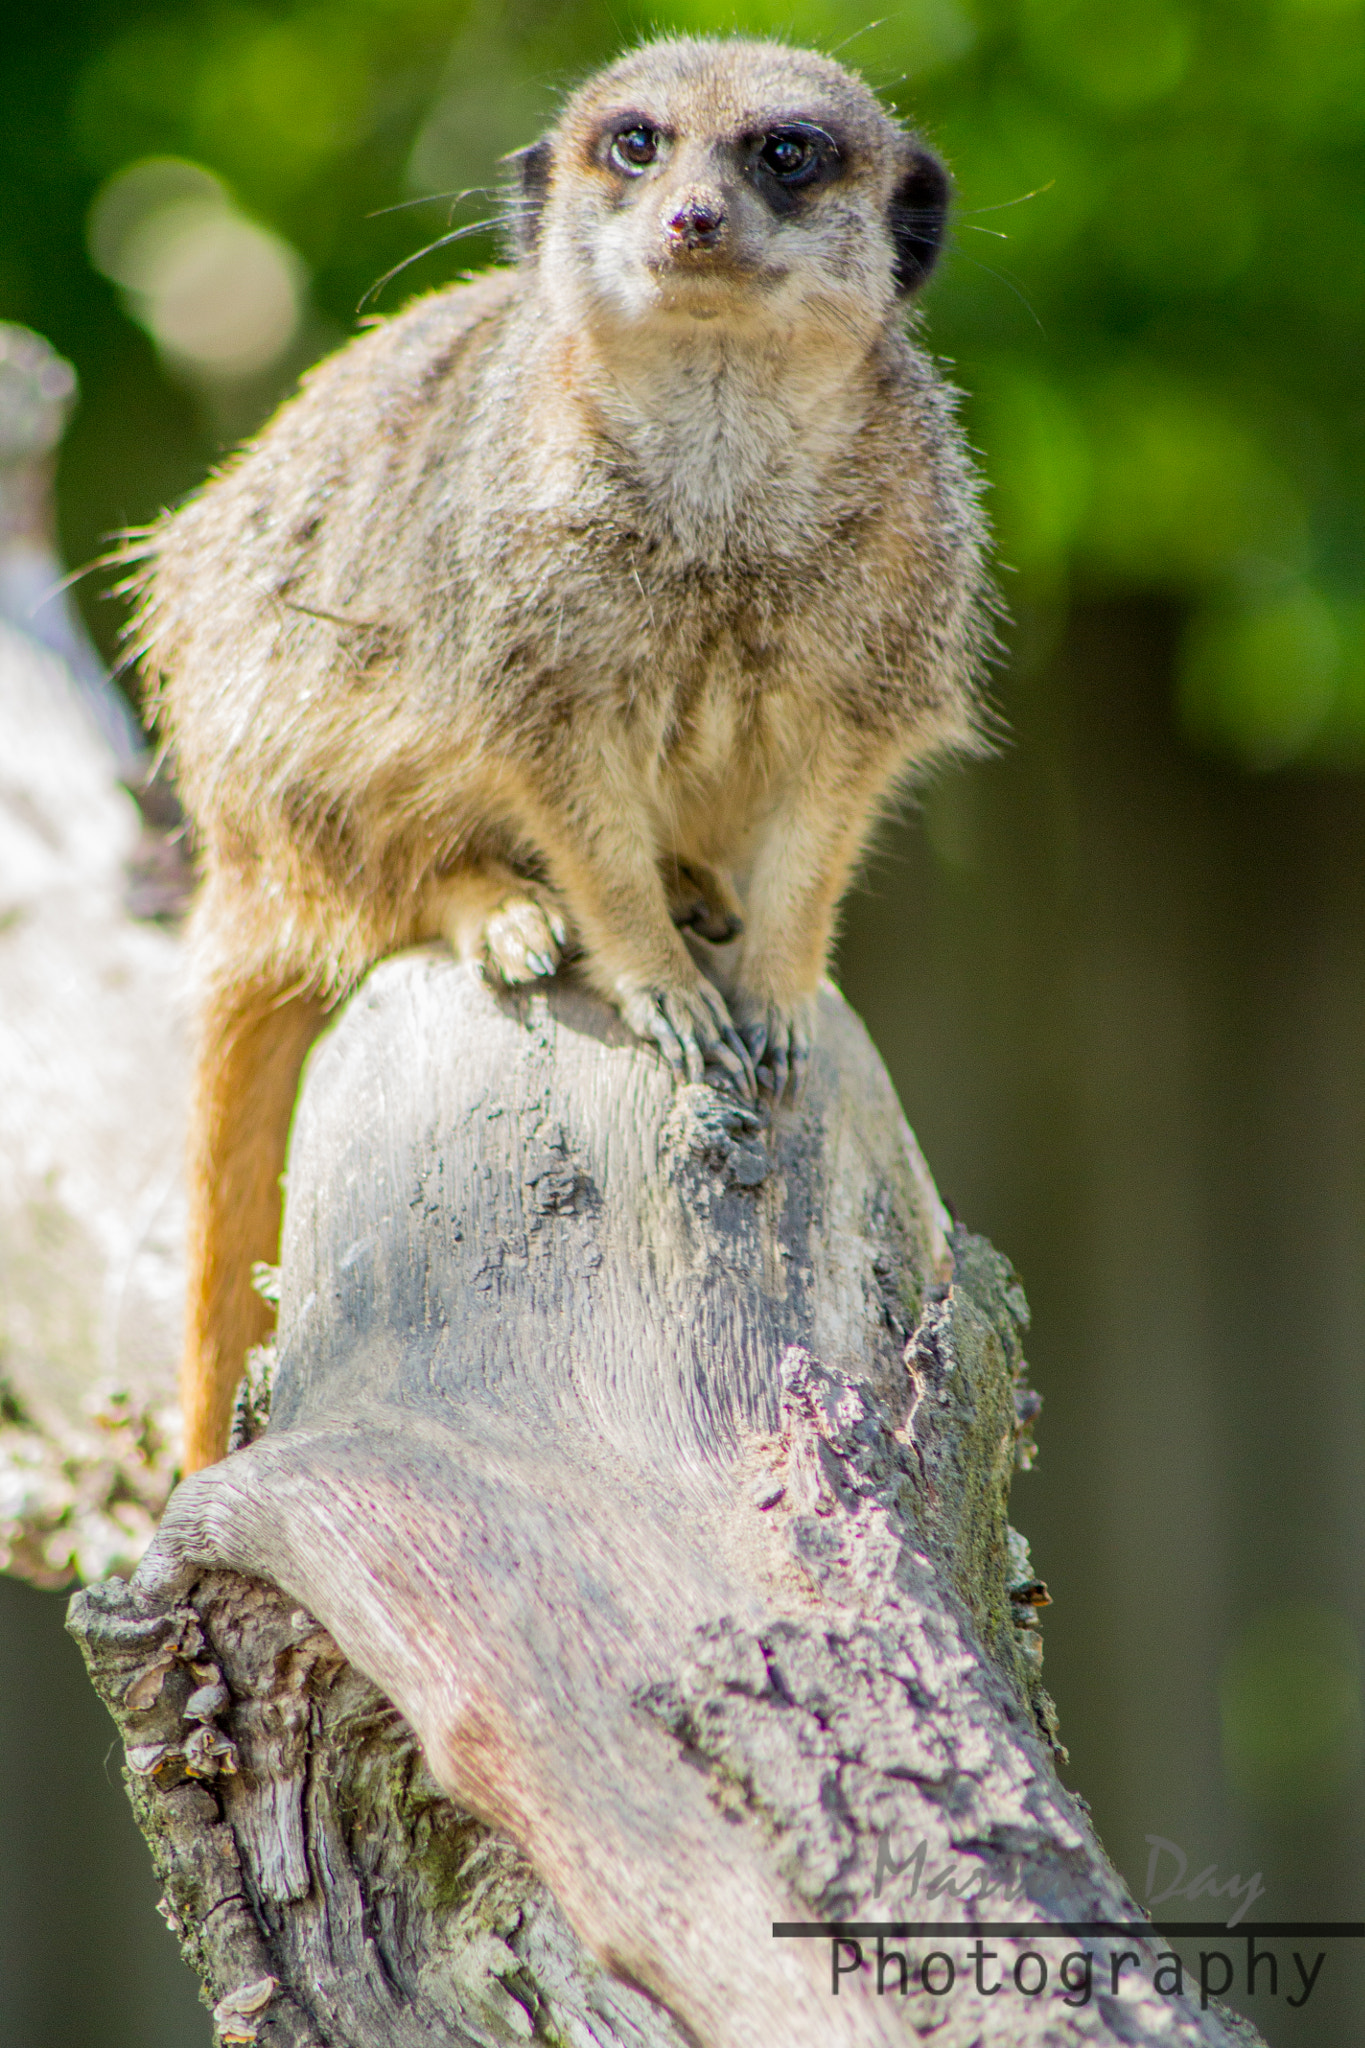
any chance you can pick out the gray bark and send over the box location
[69,955,1266,2047]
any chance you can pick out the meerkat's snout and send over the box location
[663,188,727,254]
[613,130,767,286]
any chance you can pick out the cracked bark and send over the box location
[68,955,1267,2048]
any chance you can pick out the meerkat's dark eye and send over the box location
[610,125,661,174]
[756,126,830,188]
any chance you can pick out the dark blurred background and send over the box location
[2,0,1363,2041]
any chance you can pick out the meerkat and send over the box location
[136,35,993,1472]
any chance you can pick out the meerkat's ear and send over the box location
[889,144,950,295]
[505,137,553,257]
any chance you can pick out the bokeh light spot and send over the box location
[87,158,306,382]
[1180,585,1341,768]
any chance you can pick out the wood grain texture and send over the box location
[70,954,1266,2046]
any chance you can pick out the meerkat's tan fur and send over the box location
[139,36,992,1469]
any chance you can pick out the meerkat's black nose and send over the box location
[666,195,726,249]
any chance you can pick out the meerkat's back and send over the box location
[148,271,520,917]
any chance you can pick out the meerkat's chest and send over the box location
[627,621,831,833]
[464,374,908,744]
[506,350,879,604]
[530,456,866,680]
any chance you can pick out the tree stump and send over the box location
[69,954,1265,2046]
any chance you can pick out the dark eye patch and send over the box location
[747,124,841,211]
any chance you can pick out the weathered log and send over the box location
[70,955,1265,2046]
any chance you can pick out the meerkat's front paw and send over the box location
[482,894,568,985]
[616,977,756,1098]
[731,994,814,1102]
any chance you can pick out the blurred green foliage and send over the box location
[3,0,1363,765]
[1221,1603,1365,1808]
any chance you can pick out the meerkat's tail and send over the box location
[181,970,328,1471]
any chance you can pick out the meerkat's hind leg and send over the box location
[434,864,569,986]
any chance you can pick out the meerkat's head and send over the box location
[510,37,949,343]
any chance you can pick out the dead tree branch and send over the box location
[70,957,1265,2047]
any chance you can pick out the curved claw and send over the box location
[618,980,756,1101]
[735,999,812,1105]
[636,998,687,1075]
[695,985,756,1098]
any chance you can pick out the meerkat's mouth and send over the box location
[645,253,790,296]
